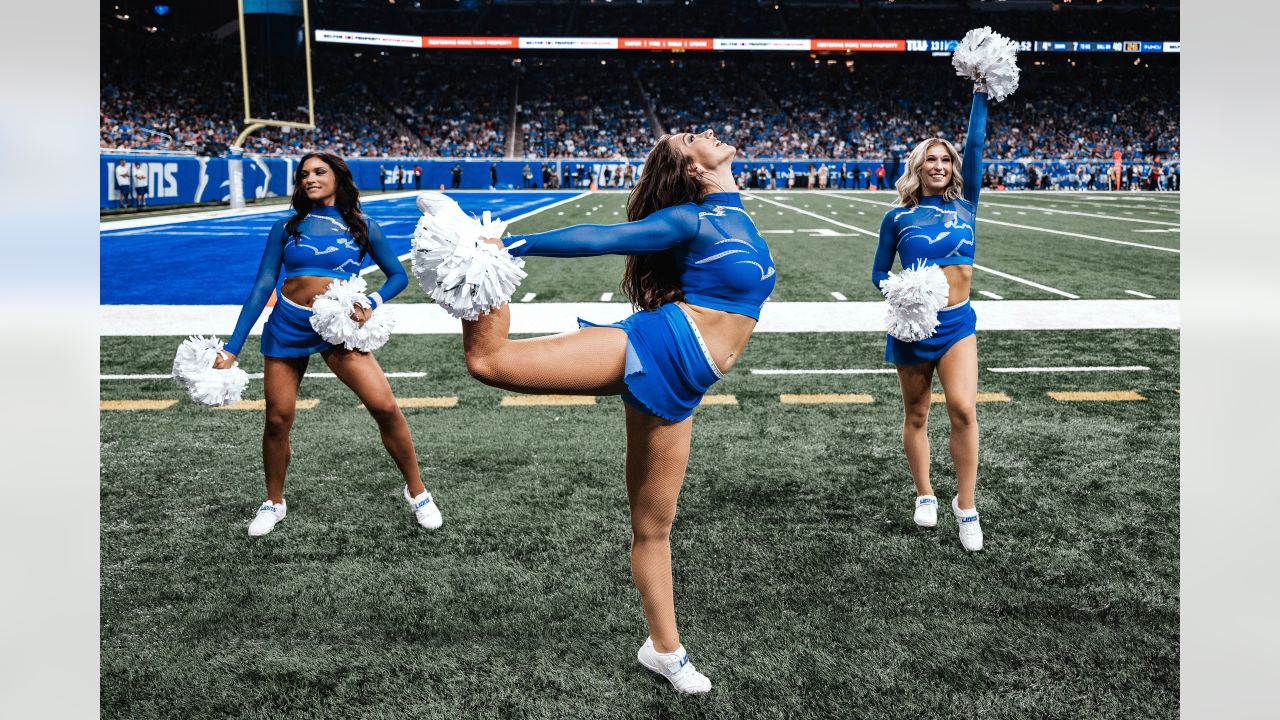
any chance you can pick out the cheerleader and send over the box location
[215,152,442,537]
[871,36,1013,551]
[416,128,774,693]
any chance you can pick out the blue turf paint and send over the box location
[100,192,573,304]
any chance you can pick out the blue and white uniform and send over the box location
[503,191,775,421]
[225,205,408,357]
[872,91,987,366]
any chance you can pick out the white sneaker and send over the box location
[637,637,712,695]
[248,499,286,537]
[913,495,938,527]
[952,496,984,551]
[404,485,443,530]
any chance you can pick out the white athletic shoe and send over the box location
[952,496,984,552]
[913,495,938,527]
[637,637,712,695]
[404,485,443,530]
[248,499,286,537]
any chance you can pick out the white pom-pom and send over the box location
[952,27,1021,102]
[172,335,250,407]
[308,276,395,352]
[411,193,526,320]
[880,261,951,342]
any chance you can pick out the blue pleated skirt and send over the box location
[260,295,335,358]
[885,299,977,366]
[579,303,723,422]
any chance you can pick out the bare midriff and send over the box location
[676,302,758,375]
[281,276,338,307]
[942,265,973,307]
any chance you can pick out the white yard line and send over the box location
[767,191,1081,298]
[821,192,1179,254]
[987,365,1150,374]
[520,293,537,302]
[753,364,1152,375]
[831,292,848,301]
[751,368,897,375]
[600,292,614,301]
[976,200,1180,226]
[101,371,428,381]
[1125,290,1156,299]
[743,193,878,236]
[972,263,1080,299]
[977,291,1004,300]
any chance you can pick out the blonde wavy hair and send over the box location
[894,138,964,207]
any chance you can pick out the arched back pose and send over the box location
[215,152,443,537]
[426,129,774,694]
[872,88,989,552]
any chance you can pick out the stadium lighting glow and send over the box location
[153,4,169,15]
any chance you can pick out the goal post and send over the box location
[230,0,315,209]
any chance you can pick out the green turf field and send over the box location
[100,323,1179,718]
[364,190,1181,304]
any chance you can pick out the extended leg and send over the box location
[462,304,629,395]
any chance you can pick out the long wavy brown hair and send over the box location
[285,151,370,258]
[622,135,706,310]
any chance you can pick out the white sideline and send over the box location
[101,299,1180,335]
[987,365,1150,373]
[101,371,428,381]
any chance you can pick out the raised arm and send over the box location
[871,211,898,290]
[503,204,699,258]
[224,220,286,356]
[961,90,989,206]
[363,219,407,309]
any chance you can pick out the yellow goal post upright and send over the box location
[229,0,316,209]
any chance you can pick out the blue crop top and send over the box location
[224,205,408,355]
[503,191,775,319]
[872,91,988,290]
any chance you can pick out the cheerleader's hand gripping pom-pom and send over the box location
[952,27,1020,102]
[309,276,395,352]
[172,335,250,406]
[880,261,951,342]
[412,194,526,321]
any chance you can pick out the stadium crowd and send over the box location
[102,14,1178,171]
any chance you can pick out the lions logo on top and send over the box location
[893,203,977,262]
[694,203,777,295]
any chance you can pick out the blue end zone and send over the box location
[101,191,574,305]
